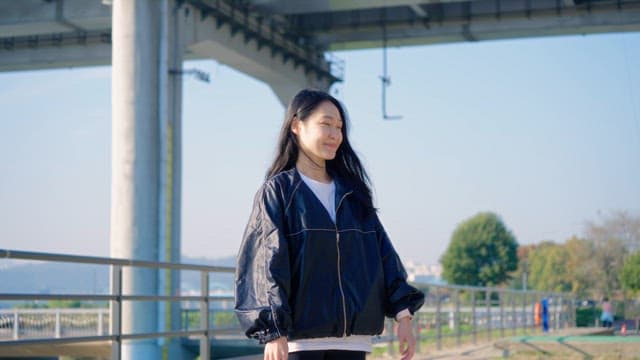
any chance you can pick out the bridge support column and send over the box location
[110,0,184,359]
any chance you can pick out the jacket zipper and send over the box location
[335,191,352,337]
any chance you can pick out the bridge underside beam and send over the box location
[0,36,111,72]
[185,20,332,105]
[0,1,339,105]
[0,0,113,71]
[303,3,640,50]
[181,1,338,104]
[0,0,111,37]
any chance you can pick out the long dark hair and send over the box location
[267,89,375,213]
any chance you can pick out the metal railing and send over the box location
[1,249,577,359]
[376,283,576,355]
[0,308,109,340]
[0,249,235,360]
[0,307,247,341]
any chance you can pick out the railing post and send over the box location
[556,296,562,331]
[511,291,516,336]
[13,311,19,340]
[568,297,572,328]
[55,310,61,338]
[435,287,442,351]
[387,319,395,356]
[110,265,122,360]
[486,289,491,342]
[414,312,421,354]
[540,292,545,332]
[552,293,556,331]
[98,311,104,336]
[566,296,571,328]
[455,289,461,347]
[200,271,210,360]
[571,296,576,327]
[500,290,505,338]
[471,290,476,345]
[522,291,527,334]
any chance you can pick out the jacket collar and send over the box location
[291,167,353,202]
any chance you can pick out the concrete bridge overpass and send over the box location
[3,1,640,92]
[2,1,640,359]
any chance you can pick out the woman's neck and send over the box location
[296,157,331,183]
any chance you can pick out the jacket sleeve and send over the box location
[376,215,425,318]
[234,182,292,343]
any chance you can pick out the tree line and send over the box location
[440,210,640,299]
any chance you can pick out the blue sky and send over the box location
[1,32,639,265]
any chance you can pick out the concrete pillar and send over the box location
[110,0,184,358]
[157,0,185,358]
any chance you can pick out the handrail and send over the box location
[0,294,233,302]
[412,281,567,299]
[0,249,234,273]
[0,308,108,314]
[0,329,207,346]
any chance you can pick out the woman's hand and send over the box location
[397,317,416,360]
[264,336,288,360]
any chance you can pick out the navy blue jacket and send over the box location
[234,168,424,343]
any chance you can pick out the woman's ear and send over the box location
[291,119,300,135]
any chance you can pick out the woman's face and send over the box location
[291,100,343,164]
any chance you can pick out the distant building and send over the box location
[404,260,443,284]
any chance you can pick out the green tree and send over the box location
[440,212,518,286]
[621,251,640,293]
[584,211,638,295]
[586,210,640,253]
[564,236,596,297]
[47,300,83,308]
[591,236,626,295]
[511,236,595,297]
[508,243,537,290]
[527,241,572,292]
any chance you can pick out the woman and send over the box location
[235,89,425,360]
[601,297,613,328]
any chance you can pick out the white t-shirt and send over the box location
[299,172,336,223]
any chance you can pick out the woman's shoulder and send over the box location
[266,168,296,182]
[254,168,301,203]
[263,168,299,190]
